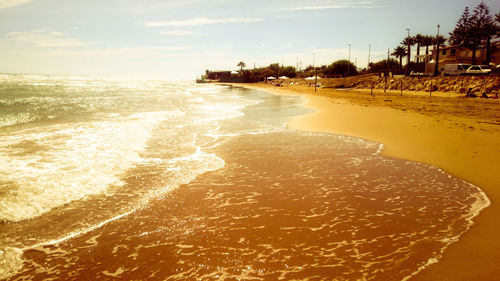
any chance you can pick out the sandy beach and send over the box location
[232,82,500,280]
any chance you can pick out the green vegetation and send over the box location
[205,60,361,82]
[367,59,399,74]
[323,60,358,77]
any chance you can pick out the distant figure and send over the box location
[465,88,471,97]
[466,88,477,98]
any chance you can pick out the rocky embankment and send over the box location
[353,75,500,96]
[263,75,499,97]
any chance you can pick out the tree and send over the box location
[280,66,297,78]
[496,13,500,36]
[401,36,415,75]
[414,34,425,60]
[450,6,477,63]
[472,2,497,64]
[368,59,398,74]
[324,60,358,77]
[269,63,280,77]
[421,35,435,58]
[237,61,246,71]
[391,46,407,70]
[450,2,495,64]
[482,21,498,63]
[433,35,447,46]
[449,6,472,45]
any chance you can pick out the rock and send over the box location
[471,86,482,94]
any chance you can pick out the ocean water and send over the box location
[0,74,490,280]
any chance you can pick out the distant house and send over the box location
[415,54,433,64]
[423,41,500,74]
[435,45,485,64]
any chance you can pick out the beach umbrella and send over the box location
[279,76,289,79]
[267,76,276,80]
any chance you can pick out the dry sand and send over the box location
[229,82,500,280]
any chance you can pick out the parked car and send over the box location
[443,63,470,76]
[409,71,426,77]
[466,65,492,75]
[492,65,500,75]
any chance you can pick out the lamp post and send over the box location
[406,28,410,76]
[368,44,371,70]
[434,24,440,76]
[313,52,317,92]
[347,44,351,77]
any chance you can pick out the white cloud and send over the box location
[70,46,194,59]
[143,17,263,27]
[287,1,374,11]
[159,30,193,36]
[289,5,347,11]
[0,0,32,10]
[6,30,89,48]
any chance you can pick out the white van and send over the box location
[443,64,471,76]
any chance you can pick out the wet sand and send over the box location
[235,83,500,280]
[10,131,486,280]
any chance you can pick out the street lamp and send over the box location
[434,24,440,76]
[406,28,410,76]
[368,44,371,70]
[313,52,317,92]
[347,44,351,77]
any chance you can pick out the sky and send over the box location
[0,0,499,79]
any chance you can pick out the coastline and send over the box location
[228,82,500,280]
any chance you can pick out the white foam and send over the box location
[0,112,39,128]
[0,247,23,280]
[400,181,491,281]
[0,111,180,222]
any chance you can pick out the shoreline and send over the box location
[227,82,500,280]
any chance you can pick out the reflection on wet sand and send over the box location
[12,132,488,280]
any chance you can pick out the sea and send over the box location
[0,74,490,280]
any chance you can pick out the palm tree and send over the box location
[401,36,415,75]
[237,61,246,71]
[391,46,407,70]
[414,34,425,61]
[422,35,434,56]
[401,37,415,61]
[433,35,447,46]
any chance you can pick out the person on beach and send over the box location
[466,88,477,98]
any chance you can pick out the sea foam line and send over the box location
[401,181,490,281]
[0,148,226,280]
